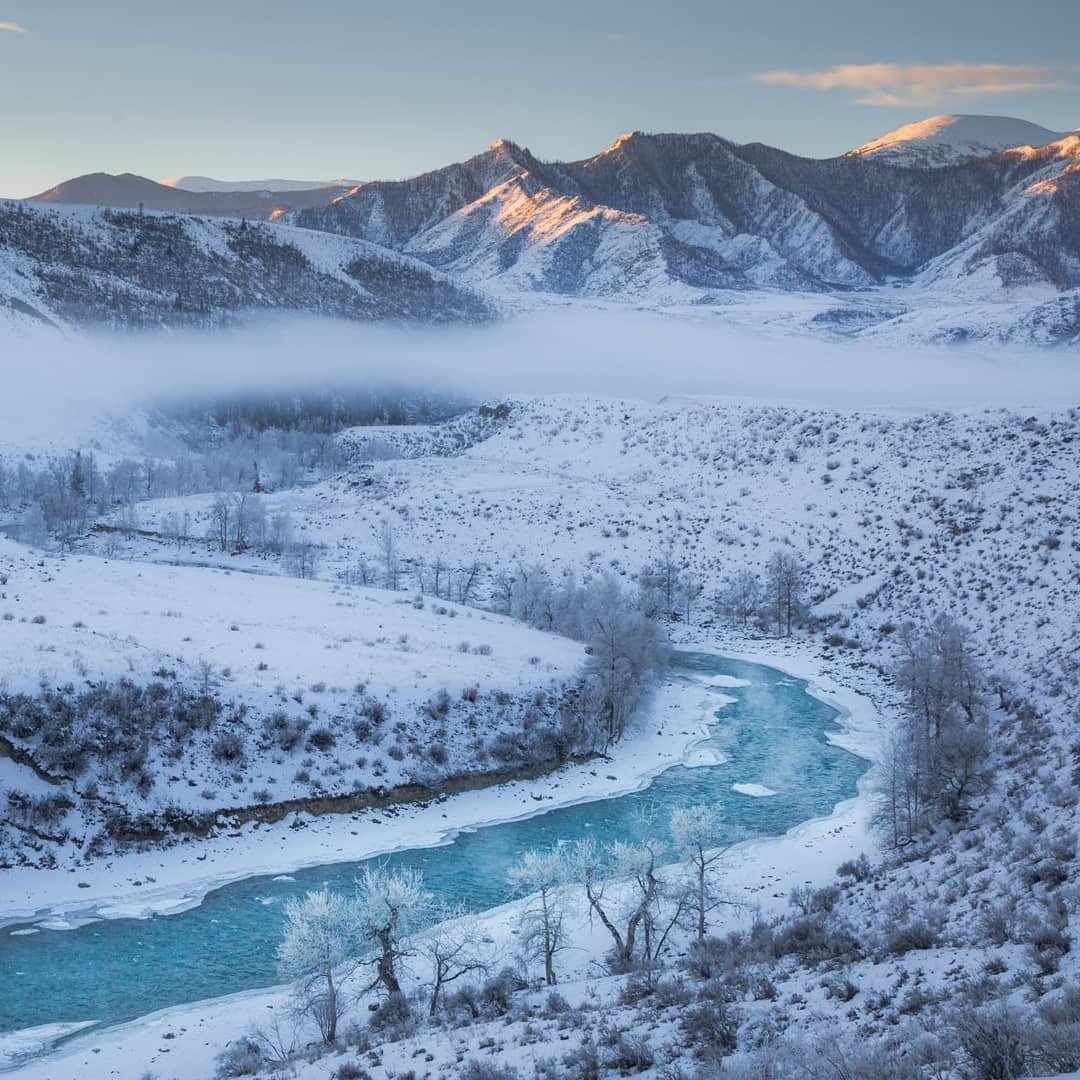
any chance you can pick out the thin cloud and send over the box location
[755,63,1079,106]
[0,20,27,32]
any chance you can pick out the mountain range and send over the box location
[3,114,1078,342]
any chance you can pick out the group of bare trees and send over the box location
[485,564,669,749]
[638,548,706,624]
[875,614,990,847]
[715,550,812,637]
[278,866,489,1044]
[342,521,482,603]
[278,802,737,1043]
[203,493,298,556]
[0,428,343,552]
[507,804,738,986]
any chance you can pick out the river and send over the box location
[0,651,867,1051]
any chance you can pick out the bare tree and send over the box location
[421,906,489,1016]
[209,493,232,552]
[376,519,401,590]
[455,559,482,605]
[716,569,762,626]
[285,535,320,580]
[678,572,705,625]
[507,848,568,985]
[764,549,810,637]
[430,556,447,601]
[670,805,743,943]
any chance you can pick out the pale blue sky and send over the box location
[2,0,1078,196]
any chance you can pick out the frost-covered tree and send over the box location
[354,865,433,1000]
[572,836,674,971]
[670,805,741,943]
[507,848,569,985]
[21,502,49,549]
[876,614,990,845]
[277,889,358,1044]
[580,576,668,746]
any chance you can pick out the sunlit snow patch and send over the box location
[732,783,777,797]
[0,1022,98,1068]
[706,675,752,688]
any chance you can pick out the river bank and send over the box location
[1,674,718,928]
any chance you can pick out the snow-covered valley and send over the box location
[0,367,1077,1078]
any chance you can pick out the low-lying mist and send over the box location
[2,311,1077,448]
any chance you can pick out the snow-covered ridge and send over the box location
[0,535,587,868]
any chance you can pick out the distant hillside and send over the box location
[0,201,492,330]
[29,172,354,220]
[163,175,360,194]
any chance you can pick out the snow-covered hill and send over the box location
[0,200,492,330]
[847,113,1070,166]
[0,537,585,863]
[10,393,1076,1078]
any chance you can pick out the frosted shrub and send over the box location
[214,1036,265,1077]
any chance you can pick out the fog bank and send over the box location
[1,311,1077,446]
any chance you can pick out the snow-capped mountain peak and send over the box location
[847,113,1070,166]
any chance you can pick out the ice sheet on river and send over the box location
[0,1022,98,1069]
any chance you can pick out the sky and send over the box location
[1,0,1079,196]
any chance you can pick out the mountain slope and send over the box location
[293,134,881,296]
[0,201,492,330]
[847,113,1070,166]
[289,125,1080,314]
